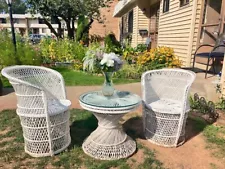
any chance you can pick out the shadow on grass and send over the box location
[0,109,165,169]
[123,113,209,144]
[68,109,98,149]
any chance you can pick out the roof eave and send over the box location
[113,0,137,17]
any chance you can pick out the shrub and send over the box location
[0,31,17,69]
[123,44,147,65]
[104,33,122,55]
[114,63,141,79]
[189,93,218,122]
[39,39,87,70]
[135,44,147,53]
[83,43,104,73]
[76,15,89,44]
[89,34,104,43]
[137,46,182,70]
[0,30,42,68]
[123,46,138,64]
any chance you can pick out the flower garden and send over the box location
[0,31,182,88]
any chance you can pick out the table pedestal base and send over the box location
[82,113,136,160]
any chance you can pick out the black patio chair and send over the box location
[192,33,225,78]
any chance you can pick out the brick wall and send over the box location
[89,1,120,40]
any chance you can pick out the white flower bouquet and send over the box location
[83,45,123,72]
[100,53,123,72]
[83,45,123,96]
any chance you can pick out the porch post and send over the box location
[220,53,225,97]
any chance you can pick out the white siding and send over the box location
[136,7,149,45]
[158,0,197,66]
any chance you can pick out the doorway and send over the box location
[149,2,160,48]
[199,0,225,45]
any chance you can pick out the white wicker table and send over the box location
[79,91,141,160]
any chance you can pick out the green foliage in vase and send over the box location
[83,43,103,73]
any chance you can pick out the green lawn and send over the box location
[0,109,164,169]
[1,67,139,87]
[54,67,139,86]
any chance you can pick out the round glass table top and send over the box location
[79,91,141,108]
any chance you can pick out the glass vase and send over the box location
[102,71,115,96]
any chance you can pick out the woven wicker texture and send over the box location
[1,65,71,157]
[79,91,141,160]
[141,69,196,147]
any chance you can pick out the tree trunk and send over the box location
[43,18,59,38]
[54,16,63,39]
[66,20,74,39]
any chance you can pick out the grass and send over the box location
[0,109,164,169]
[189,113,225,159]
[203,125,225,158]
[53,67,139,86]
[1,67,139,88]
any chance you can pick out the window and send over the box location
[13,19,19,24]
[38,18,45,24]
[0,18,6,23]
[180,0,189,7]
[128,10,133,33]
[163,0,170,13]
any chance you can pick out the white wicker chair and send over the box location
[141,69,196,147]
[1,65,71,157]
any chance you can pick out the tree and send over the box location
[26,0,112,40]
[76,15,89,43]
[0,0,27,14]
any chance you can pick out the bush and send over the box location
[0,31,17,69]
[76,15,89,44]
[137,46,182,70]
[123,44,147,65]
[104,33,122,55]
[0,30,42,69]
[114,63,141,79]
[0,30,42,90]
[135,44,147,53]
[123,46,138,64]
[39,39,87,70]
[89,34,104,43]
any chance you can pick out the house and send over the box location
[114,0,225,96]
[114,0,225,68]
[0,14,67,36]
[114,0,149,47]
[89,1,120,41]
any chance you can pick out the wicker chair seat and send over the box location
[147,99,190,114]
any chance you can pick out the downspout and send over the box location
[186,0,198,67]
